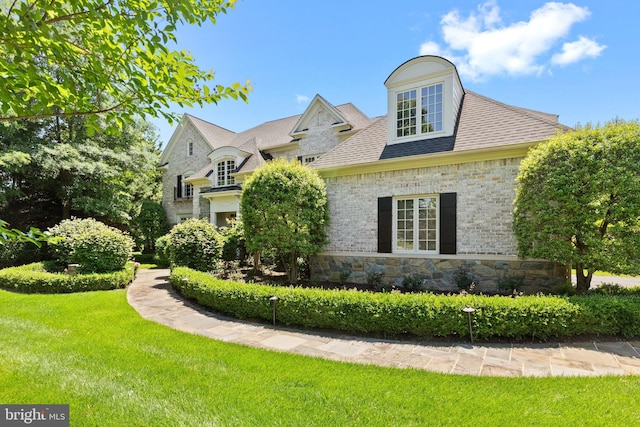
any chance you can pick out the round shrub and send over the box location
[48,218,109,267]
[71,227,134,273]
[47,218,134,273]
[168,219,223,271]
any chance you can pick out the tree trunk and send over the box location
[574,262,593,295]
[252,251,261,273]
[287,253,298,284]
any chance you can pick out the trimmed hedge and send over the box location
[0,263,132,294]
[170,267,640,341]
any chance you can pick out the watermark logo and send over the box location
[1,405,69,426]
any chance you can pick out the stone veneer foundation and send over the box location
[310,253,568,293]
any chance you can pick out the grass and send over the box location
[572,269,640,278]
[1,289,639,426]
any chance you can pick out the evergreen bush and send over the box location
[47,218,134,273]
[168,219,223,271]
[170,267,640,341]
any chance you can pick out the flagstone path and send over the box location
[127,268,640,377]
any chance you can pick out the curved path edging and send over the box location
[127,269,640,377]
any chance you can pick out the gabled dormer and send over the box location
[290,94,352,139]
[385,56,464,145]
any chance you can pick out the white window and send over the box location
[177,214,192,224]
[183,182,193,198]
[187,141,194,156]
[396,82,443,138]
[302,154,320,164]
[216,159,235,187]
[394,195,438,253]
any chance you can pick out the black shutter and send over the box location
[439,192,457,255]
[378,197,393,253]
[176,175,182,199]
[297,156,303,163]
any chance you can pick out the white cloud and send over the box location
[551,36,606,65]
[295,94,309,104]
[419,1,606,81]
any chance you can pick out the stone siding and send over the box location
[286,107,346,160]
[310,253,567,294]
[162,121,213,224]
[323,157,523,255]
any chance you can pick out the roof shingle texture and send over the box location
[312,90,567,169]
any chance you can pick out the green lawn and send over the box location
[1,289,639,426]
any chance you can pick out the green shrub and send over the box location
[0,240,46,269]
[589,284,640,296]
[154,234,170,267]
[218,219,246,262]
[47,218,134,272]
[0,262,132,293]
[131,200,170,253]
[168,219,223,271]
[71,227,134,273]
[168,267,640,341]
[48,218,106,267]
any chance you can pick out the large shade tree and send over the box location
[0,0,250,243]
[0,0,250,132]
[513,120,640,294]
[240,159,329,283]
[0,116,161,232]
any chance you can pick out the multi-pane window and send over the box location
[183,182,193,198]
[303,155,319,164]
[421,83,443,133]
[216,160,235,186]
[396,82,443,138]
[396,90,417,137]
[187,141,194,156]
[395,196,438,252]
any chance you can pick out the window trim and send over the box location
[392,194,440,254]
[394,81,445,142]
[216,159,236,187]
[302,154,321,164]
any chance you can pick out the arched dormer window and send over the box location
[385,56,463,145]
[216,159,236,187]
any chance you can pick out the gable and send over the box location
[159,114,235,165]
[290,94,351,137]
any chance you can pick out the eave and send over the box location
[316,140,543,179]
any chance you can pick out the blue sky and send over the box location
[152,0,639,148]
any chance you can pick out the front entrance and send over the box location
[215,212,237,227]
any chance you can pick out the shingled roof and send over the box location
[311,90,568,169]
[186,114,236,149]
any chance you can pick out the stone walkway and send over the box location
[127,269,640,377]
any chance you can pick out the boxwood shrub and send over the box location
[47,218,134,272]
[0,262,132,294]
[168,219,223,271]
[170,267,640,341]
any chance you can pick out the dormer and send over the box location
[385,56,464,145]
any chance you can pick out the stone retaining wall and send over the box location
[310,253,567,294]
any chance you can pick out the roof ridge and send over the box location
[185,113,236,134]
[464,90,563,128]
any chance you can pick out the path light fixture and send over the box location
[462,306,476,344]
[269,296,279,326]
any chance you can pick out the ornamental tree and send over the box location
[513,120,640,294]
[240,159,329,283]
[0,0,250,133]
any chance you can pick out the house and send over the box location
[159,56,568,292]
